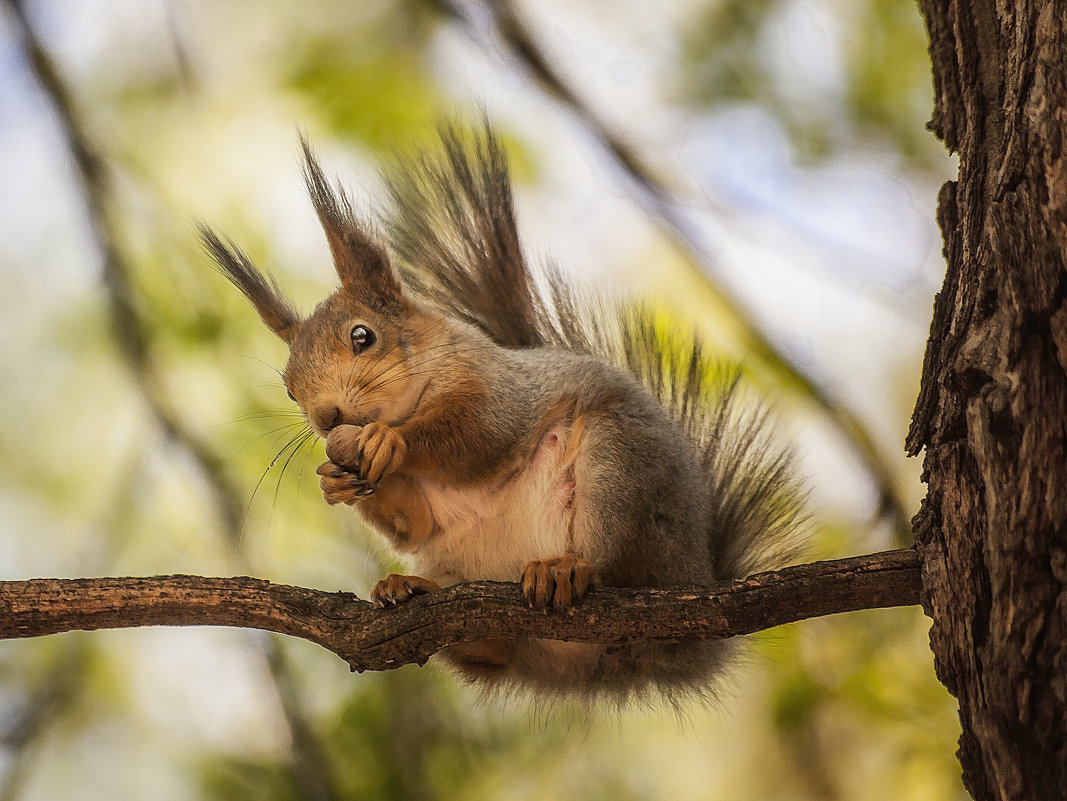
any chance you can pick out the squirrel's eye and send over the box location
[286,389,296,403]
[350,325,376,354]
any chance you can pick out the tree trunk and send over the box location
[909,3,1067,800]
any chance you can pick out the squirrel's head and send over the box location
[201,138,442,437]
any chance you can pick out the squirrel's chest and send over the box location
[411,421,578,584]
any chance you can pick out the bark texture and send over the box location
[0,551,919,672]
[910,3,1067,799]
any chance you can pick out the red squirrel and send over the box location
[201,125,806,699]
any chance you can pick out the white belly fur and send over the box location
[410,423,576,586]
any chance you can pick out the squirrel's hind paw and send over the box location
[371,573,442,608]
[521,554,594,610]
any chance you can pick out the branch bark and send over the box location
[0,550,919,672]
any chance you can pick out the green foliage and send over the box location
[287,44,441,153]
[283,3,442,153]
[843,0,937,164]
[201,759,304,801]
[679,0,784,103]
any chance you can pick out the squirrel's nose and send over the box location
[310,404,342,431]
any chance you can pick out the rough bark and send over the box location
[909,3,1067,799]
[0,550,919,672]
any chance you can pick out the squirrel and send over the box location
[200,124,806,701]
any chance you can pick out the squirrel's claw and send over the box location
[357,421,407,485]
[371,573,441,608]
[325,422,407,486]
[521,554,594,610]
[317,461,375,504]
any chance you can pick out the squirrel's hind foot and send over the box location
[371,573,442,608]
[521,553,594,610]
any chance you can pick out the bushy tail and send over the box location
[383,124,807,578]
[617,311,808,578]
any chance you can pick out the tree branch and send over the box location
[0,550,920,673]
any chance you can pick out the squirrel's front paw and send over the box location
[522,554,595,610]
[371,574,441,608]
[325,422,407,486]
[316,461,375,504]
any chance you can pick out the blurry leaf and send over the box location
[772,668,825,730]
[679,0,783,103]
[285,34,441,152]
[844,0,938,165]
[201,758,301,801]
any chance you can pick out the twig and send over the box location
[0,550,921,672]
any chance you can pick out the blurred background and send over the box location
[0,1,965,799]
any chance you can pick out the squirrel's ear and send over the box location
[300,136,404,315]
[199,224,301,344]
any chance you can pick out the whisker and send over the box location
[272,428,318,511]
[213,410,306,428]
[356,341,503,401]
[227,422,310,459]
[290,427,325,519]
[223,353,286,379]
[246,425,317,522]
[354,336,499,394]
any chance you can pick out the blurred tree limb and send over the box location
[3,3,343,799]
[0,550,919,672]
[431,0,911,537]
[2,0,245,537]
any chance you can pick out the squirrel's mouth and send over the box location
[309,411,374,439]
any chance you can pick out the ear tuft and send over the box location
[299,135,404,314]
[198,223,300,343]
